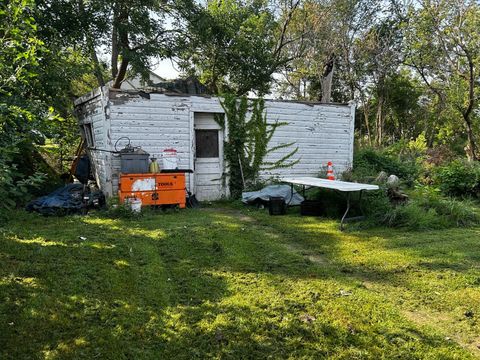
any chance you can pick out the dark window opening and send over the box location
[195,130,219,158]
[83,123,95,147]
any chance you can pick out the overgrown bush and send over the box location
[0,149,45,219]
[384,134,428,163]
[357,186,479,230]
[434,160,480,198]
[220,94,298,198]
[350,148,418,184]
[425,145,456,166]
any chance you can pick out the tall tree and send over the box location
[177,0,301,95]
[36,0,175,89]
[278,0,381,103]
[405,0,480,160]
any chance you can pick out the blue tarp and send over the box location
[242,185,304,206]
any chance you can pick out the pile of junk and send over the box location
[26,137,195,216]
[113,137,194,211]
[26,142,105,216]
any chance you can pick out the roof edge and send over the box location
[74,86,107,107]
[75,86,352,107]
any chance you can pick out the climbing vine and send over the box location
[219,93,299,198]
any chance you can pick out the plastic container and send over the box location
[149,158,160,173]
[269,197,286,215]
[162,148,178,170]
[120,149,150,173]
[128,198,142,213]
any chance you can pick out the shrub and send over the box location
[425,145,456,166]
[412,186,479,227]
[355,186,479,230]
[0,152,45,211]
[385,134,428,163]
[434,160,480,198]
[351,148,418,185]
[381,202,441,230]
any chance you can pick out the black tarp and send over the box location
[26,184,104,215]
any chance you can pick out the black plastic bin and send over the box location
[120,150,150,173]
[269,197,286,215]
[300,200,324,216]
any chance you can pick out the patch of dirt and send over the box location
[403,309,480,355]
[204,207,328,266]
[281,242,328,265]
[201,207,256,223]
[306,254,328,265]
[403,309,451,326]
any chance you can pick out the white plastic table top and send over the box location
[281,177,380,192]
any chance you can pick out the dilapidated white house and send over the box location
[74,86,355,201]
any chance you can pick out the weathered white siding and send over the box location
[74,87,112,194]
[75,89,355,200]
[261,100,354,179]
[108,92,192,193]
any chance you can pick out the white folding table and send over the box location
[281,177,380,230]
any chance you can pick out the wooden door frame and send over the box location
[191,111,225,199]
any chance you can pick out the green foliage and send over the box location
[412,186,479,227]
[404,0,480,159]
[351,148,418,184]
[0,0,49,208]
[1,0,102,208]
[0,157,45,211]
[178,0,285,95]
[357,186,479,230]
[434,160,480,198]
[384,133,428,163]
[220,94,298,198]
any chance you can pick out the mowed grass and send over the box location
[1,205,480,359]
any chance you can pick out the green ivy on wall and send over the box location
[219,93,299,198]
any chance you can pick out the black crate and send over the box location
[300,200,324,216]
[269,197,286,215]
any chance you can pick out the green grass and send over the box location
[1,206,480,359]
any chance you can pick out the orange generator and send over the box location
[118,172,186,208]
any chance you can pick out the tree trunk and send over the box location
[463,55,478,161]
[463,113,478,161]
[87,37,105,88]
[111,6,129,89]
[111,26,119,79]
[320,54,335,103]
[363,102,372,146]
[375,95,385,147]
[112,58,128,89]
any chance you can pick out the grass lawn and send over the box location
[1,205,480,359]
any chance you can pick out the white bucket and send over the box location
[162,148,178,170]
[128,198,142,213]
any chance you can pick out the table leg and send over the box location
[340,192,351,231]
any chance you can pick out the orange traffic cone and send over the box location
[327,161,335,180]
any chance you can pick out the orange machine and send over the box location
[118,173,186,208]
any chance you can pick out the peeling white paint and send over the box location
[76,89,356,200]
[132,178,155,191]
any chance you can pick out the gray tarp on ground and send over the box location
[242,185,304,206]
